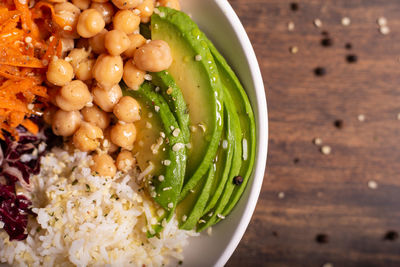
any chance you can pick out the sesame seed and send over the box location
[321,145,331,155]
[167,202,173,209]
[182,215,187,222]
[163,187,172,191]
[27,103,34,110]
[42,59,48,66]
[85,102,93,107]
[18,0,27,4]
[155,86,160,92]
[314,19,322,28]
[160,132,165,138]
[158,175,164,182]
[380,26,390,35]
[170,125,175,130]
[198,219,206,224]
[198,123,206,132]
[144,74,152,81]
[172,128,180,137]
[166,87,173,95]
[377,17,387,26]
[154,106,160,112]
[148,112,153,118]
[25,36,32,43]
[195,55,202,61]
[289,46,299,54]
[313,138,323,145]
[207,227,212,236]
[341,17,351,26]
[358,114,365,122]
[118,120,126,125]
[217,214,225,220]
[146,39,151,44]
[368,180,378,189]
[162,160,171,166]
[146,122,152,129]
[287,21,295,31]
[63,25,72,31]
[172,143,185,151]
[222,140,228,149]
[278,192,285,199]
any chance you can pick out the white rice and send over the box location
[0,148,197,266]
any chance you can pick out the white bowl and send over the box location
[180,1,268,266]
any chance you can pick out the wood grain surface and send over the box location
[226,0,400,266]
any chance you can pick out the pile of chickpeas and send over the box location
[42,0,180,177]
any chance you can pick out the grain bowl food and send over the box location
[0,0,256,265]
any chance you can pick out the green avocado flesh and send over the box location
[151,8,224,201]
[119,7,255,233]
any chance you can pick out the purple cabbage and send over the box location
[0,185,31,240]
[0,119,59,241]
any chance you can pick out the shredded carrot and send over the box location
[0,0,62,139]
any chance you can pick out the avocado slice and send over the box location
[121,81,187,235]
[197,36,256,230]
[197,84,243,231]
[151,7,224,201]
[150,71,190,145]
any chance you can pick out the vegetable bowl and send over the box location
[0,0,267,265]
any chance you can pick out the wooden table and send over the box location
[226,0,400,266]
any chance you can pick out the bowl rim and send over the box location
[212,0,268,266]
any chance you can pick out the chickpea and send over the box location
[112,10,140,35]
[73,122,103,151]
[116,150,135,172]
[92,84,122,112]
[91,153,117,177]
[72,0,91,10]
[111,0,141,10]
[134,40,172,72]
[46,59,74,86]
[110,122,136,150]
[54,2,81,38]
[56,80,92,111]
[52,110,81,136]
[113,96,141,123]
[92,54,123,88]
[61,38,75,56]
[137,0,154,23]
[75,59,95,81]
[104,30,130,56]
[43,105,58,125]
[158,0,180,10]
[103,128,119,153]
[89,29,108,54]
[90,2,114,25]
[67,48,90,71]
[77,9,105,38]
[81,105,110,129]
[123,34,146,58]
[122,60,145,90]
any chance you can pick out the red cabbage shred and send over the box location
[0,121,59,241]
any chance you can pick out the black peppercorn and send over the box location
[233,176,243,185]
[346,54,358,63]
[314,67,326,76]
[290,3,299,11]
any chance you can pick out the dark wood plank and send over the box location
[226,0,400,266]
